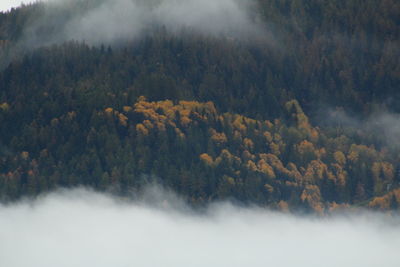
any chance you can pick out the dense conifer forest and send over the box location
[0,0,399,213]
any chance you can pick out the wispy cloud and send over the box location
[324,108,400,148]
[17,0,269,47]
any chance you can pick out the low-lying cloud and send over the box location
[18,0,268,48]
[1,187,399,267]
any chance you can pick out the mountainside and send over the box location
[0,0,399,213]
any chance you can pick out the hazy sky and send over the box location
[0,1,36,12]
[1,187,399,267]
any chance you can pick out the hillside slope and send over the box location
[0,0,399,213]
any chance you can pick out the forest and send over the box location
[0,0,399,214]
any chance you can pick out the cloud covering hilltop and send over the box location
[12,0,268,48]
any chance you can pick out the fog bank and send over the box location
[0,187,399,267]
